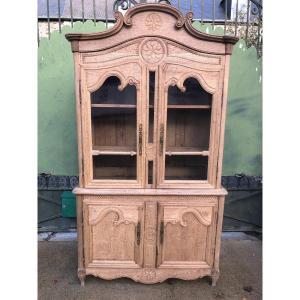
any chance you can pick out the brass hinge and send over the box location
[159,123,164,155]
[138,124,143,156]
[160,221,164,244]
[79,80,82,104]
[136,221,141,245]
[81,158,84,175]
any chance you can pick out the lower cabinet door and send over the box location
[83,198,144,268]
[157,199,218,268]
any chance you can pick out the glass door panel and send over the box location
[164,77,212,183]
[90,76,138,181]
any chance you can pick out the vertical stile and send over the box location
[46,0,50,39]
[201,0,204,25]
[70,0,73,27]
[58,0,61,33]
[224,0,227,34]
[105,0,108,29]
[93,0,96,25]
[212,0,215,29]
[245,0,250,46]
[81,0,85,22]
[235,0,239,36]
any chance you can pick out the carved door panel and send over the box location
[157,199,218,268]
[83,199,144,268]
[156,60,223,189]
[80,59,146,188]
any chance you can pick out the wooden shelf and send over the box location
[92,146,137,156]
[167,105,211,109]
[91,104,136,108]
[165,147,209,156]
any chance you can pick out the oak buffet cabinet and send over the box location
[66,3,238,286]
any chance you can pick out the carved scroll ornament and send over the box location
[164,206,213,227]
[89,206,139,226]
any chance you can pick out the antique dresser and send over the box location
[66,3,238,286]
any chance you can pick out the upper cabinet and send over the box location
[66,3,238,189]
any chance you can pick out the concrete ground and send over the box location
[38,233,262,300]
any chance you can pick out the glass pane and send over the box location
[92,108,136,149]
[91,76,137,181]
[93,155,136,180]
[148,161,153,185]
[91,76,136,105]
[165,156,208,180]
[164,77,212,182]
[166,109,211,151]
[168,77,211,105]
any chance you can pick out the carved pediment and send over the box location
[65,3,238,55]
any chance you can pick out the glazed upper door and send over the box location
[156,58,223,188]
[80,59,146,188]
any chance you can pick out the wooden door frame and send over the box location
[156,61,225,189]
[80,59,147,188]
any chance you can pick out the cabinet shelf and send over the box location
[92,146,137,156]
[167,105,211,109]
[165,147,209,156]
[91,104,136,108]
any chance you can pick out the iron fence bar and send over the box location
[190,0,192,11]
[245,0,250,46]
[70,0,73,27]
[58,0,62,33]
[201,0,204,25]
[257,8,261,55]
[37,21,40,45]
[178,0,180,10]
[212,0,215,29]
[105,0,108,28]
[81,0,85,22]
[46,0,50,39]
[235,0,239,36]
[224,0,227,34]
[93,0,96,25]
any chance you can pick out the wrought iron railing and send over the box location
[37,0,262,55]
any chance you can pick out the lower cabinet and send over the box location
[80,195,222,284]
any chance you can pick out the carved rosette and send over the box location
[140,39,166,64]
[145,13,162,31]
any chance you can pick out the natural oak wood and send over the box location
[67,2,237,287]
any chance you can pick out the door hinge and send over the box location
[79,80,82,104]
[136,221,141,245]
[160,221,164,244]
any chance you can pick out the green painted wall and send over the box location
[38,21,262,176]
